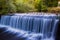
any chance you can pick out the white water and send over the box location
[0,14,59,40]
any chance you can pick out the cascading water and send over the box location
[0,14,60,40]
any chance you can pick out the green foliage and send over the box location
[0,0,58,14]
[41,5,48,12]
[35,0,48,12]
[35,0,58,12]
[45,0,58,7]
[0,0,8,15]
[14,0,35,12]
[0,0,36,14]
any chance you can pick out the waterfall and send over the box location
[0,14,59,40]
[0,16,11,25]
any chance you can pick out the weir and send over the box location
[0,14,60,40]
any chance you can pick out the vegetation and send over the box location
[44,0,58,7]
[0,0,59,15]
[35,0,48,12]
[48,7,60,13]
[0,0,8,15]
[36,0,58,12]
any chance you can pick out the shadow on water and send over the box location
[55,20,60,40]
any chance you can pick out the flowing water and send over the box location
[0,14,60,40]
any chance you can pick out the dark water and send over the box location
[0,14,60,40]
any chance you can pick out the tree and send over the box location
[35,0,48,12]
[0,0,8,15]
[44,0,58,7]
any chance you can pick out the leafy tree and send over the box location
[35,0,48,12]
[44,0,58,7]
[0,0,8,15]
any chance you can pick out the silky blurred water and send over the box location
[0,14,60,40]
